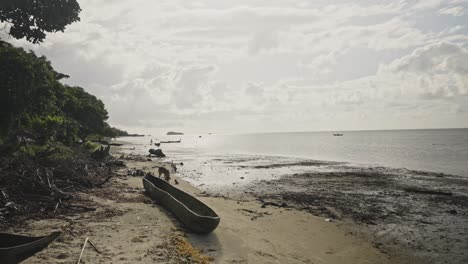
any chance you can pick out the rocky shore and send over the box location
[238,162,468,264]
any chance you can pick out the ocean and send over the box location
[118,128,468,189]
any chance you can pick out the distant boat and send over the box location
[167,131,184,135]
[0,231,61,263]
[160,139,181,144]
[333,133,344,136]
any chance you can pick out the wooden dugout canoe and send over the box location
[0,231,61,264]
[143,174,220,233]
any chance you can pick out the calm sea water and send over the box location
[119,128,468,177]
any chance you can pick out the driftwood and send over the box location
[87,239,101,254]
[76,236,101,264]
[96,174,114,187]
[77,237,89,264]
[0,146,115,223]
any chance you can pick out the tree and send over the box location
[61,86,109,141]
[0,41,62,139]
[0,43,114,145]
[0,0,81,43]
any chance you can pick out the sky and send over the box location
[3,0,468,134]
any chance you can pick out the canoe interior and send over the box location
[0,233,44,248]
[144,175,218,218]
[0,232,61,264]
[143,175,220,233]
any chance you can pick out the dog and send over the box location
[156,166,171,182]
[170,162,177,173]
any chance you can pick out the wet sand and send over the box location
[175,154,468,264]
[239,162,468,264]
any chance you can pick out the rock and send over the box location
[106,160,126,167]
[130,169,145,176]
[447,209,458,215]
[91,145,111,160]
[148,148,166,158]
[261,201,288,208]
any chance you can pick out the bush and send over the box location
[82,140,100,152]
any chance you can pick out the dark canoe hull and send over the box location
[0,231,61,264]
[143,175,220,233]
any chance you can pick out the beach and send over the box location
[2,144,390,264]
[3,1,468,263]
[3,134,466,263]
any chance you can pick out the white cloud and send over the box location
[382,42,468,98]
[3,0,468,133]
[438,6,465,16]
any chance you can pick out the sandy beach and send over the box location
[1,144,399,264]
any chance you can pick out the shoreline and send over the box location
[179,153,468,264]
[114,144,394,263]
[4,141,466,263]
[2,143,394,263]
[166,144,468,263]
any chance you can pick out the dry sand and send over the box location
[6,155,392,263]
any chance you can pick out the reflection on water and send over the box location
[117,129,467,191]
[118,129,468,176]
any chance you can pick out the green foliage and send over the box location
[0,0,81,43]
[18,142,74,161]
[81,140,100,152]
[109,127,129,137]
[18,144,48,158]
[46,143,74,161]
[0,41,120,149]
[0,42,62,140]
[0,1,128,154]
[62,86,109,140]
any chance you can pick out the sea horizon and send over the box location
[120,128,468,178]
[165,127,468,136]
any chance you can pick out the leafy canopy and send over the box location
[0,0,81,43]
[0,42,113,145]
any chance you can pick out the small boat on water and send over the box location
[143,174,220,233]
[0,231,61,264]
[333,133,343,136]
[160,139,181,144]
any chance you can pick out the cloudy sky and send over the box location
[5,0,468,134]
